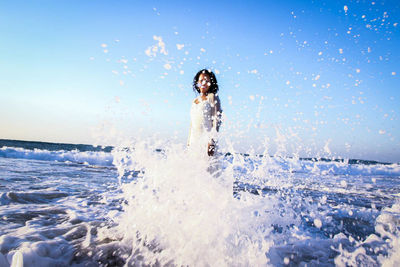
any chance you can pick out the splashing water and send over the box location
[109,139,291,266]
[0,138,399,266]
[94,136,400,266]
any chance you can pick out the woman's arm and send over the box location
[208,93,222,156]
[210,93,222,132]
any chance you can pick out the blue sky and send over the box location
[0,0,399,162]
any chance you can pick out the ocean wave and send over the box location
[298,160,400,176]
[234,155,400,178]
[0,191,69,205]
[1,146,399,176]
[0,146,113,167]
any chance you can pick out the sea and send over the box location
[0,138,399,267]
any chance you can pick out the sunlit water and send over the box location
[0,140,399,266]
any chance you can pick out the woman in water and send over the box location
[187,69,222,156]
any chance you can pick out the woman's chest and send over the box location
[191,100,211,115]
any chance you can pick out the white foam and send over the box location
[1,138,399,266]
[0,146,113,166]
[108,139,301,266]
[333,200,400,266]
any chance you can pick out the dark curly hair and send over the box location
[192,69,219,95]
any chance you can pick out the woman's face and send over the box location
[197,73,211,94]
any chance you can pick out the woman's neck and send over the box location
[199,93,208,101]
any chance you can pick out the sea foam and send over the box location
[0,146,113,167]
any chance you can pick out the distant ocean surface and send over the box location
[1,139,399,266]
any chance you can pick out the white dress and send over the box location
[187,93,222,155]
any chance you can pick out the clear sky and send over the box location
[1,0,399,162]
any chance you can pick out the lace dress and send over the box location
[187,93,222,155]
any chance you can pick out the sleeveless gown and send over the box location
[188,97,215,155]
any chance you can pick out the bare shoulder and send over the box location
[207,93,216,102]
[193,98,199,104]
